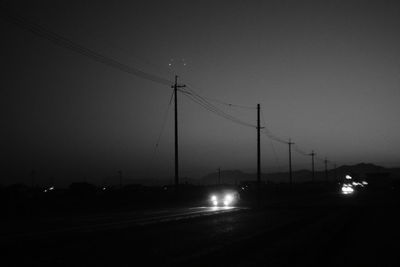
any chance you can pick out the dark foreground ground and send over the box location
[1,185,399,266]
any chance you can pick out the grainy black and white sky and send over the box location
[2,0,400,186]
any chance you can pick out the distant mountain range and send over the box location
[201,163,400,185]
[4,163,399,188]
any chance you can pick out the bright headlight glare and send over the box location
[342,186,354,194]
[223,194,233,206]
[211,195,217,201]
[225,194,233,201]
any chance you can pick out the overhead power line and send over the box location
[153,89,174,151]
[184,83,256,110]
[293,144,310,156]
[2,8,336,167]
[1,9,172,86]
[205,97,257,109]
[181,86,256,128]
[260,110,287,144]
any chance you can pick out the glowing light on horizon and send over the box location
[342,186,354,194]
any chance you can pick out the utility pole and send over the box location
[171,75,186,191]
[256,104,262,204]
[257,104,261,186]
[310,151,315,182]
[324,158,328,182]
[288,139,294,185]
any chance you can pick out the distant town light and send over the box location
[345,175,352,180]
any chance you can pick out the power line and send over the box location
[260,110,287,144]
[2,9,337,169]
[293,144,310,156]
[153,90,174,151]
[261,134,283,172]
[184,83,256,110]
[2,9,172,86]
[147,90,174,176]
[181,87,256,128]
[182,92,255,128]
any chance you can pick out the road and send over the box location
[1,189,399,266]
[0,206,245,243]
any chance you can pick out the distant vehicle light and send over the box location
[209,191,238,207]
[345,175,352,180]
[342,186,354,194]
[362,181,368,185]
[225,194,233,201]
[44,186,55,193]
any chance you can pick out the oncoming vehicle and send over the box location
[341,174,355,194]
[341,183,354,194]
[209,189,240,207]
[340,174,368,195]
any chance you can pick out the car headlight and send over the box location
[341,186,354,194]
[223,194,233,206]
[210,195,218,206]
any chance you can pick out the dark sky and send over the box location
[2,0,400,186]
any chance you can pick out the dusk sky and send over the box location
[2,0,400,186]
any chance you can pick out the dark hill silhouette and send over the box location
[201,163,397,185]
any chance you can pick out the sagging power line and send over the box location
[1,9,172,86]
[181,87,257,128]
[3,9,337,182]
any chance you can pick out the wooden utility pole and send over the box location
[310,151,315,182]
[288,139,294,185]
[257,104,261,186]
[172,75,185,190]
